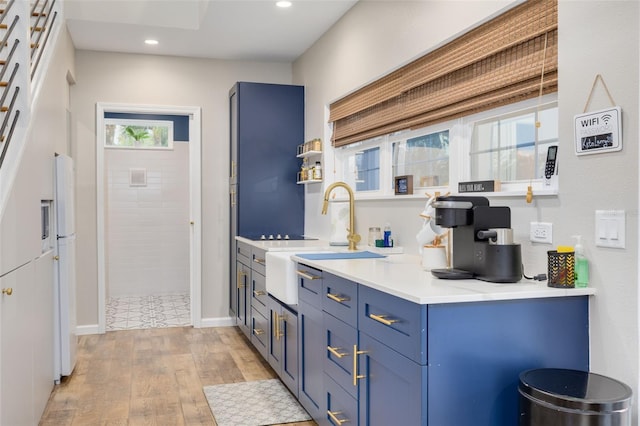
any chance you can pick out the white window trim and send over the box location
[326,94,559,201]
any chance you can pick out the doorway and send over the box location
[96,103,202,332]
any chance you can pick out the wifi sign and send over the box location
[574,106,622,155]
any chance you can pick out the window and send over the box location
[393,130,449,188]
[331,95,558,198]
[339,142,381,192]
[470,103,558,182]
[104,119,174,149]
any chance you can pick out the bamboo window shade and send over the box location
[329,0,558,148]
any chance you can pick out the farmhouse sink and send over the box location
[265,250,386,305]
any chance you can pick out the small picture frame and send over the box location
[394,175,413,195]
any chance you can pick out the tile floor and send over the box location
[106,293,191,331]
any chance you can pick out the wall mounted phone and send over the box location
[544,145,558,179]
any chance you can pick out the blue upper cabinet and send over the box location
[229,82,305,238]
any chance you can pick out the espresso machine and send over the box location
[431,195,522,283]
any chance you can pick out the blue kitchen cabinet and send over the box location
[427,297,589,426]
[229,82,304,318]
[358,333,427,426]
[302,265,591,426]
[297,264,325,422]
[267,296,299,397]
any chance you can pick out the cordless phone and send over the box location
[544,145,558,179]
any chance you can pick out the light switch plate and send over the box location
[595,210,625,249]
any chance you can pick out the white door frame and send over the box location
[95,102,202,332]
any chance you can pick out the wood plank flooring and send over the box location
[39,326,317,426]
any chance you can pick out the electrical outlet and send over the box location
[530,222,553,244]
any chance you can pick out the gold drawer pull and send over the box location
[327,410,350,425]
[253,328,264,335]
[352,344,367,386]
[326,293,350,303]
[253,290,265,297]
[237,271,246,289]
[327,345,348,358]
[369,313,399,326]
[253,257,266,265]
[2,288,13,296]
[296,270,321,280]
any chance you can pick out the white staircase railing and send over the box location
[0,0,61,219]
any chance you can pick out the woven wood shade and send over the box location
[330,0,558,147]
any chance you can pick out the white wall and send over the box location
[294,0,639,421]
[71,51,293,325]
[105,143,189,297]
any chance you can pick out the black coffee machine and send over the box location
[431,195,522,283]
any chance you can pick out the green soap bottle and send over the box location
[573,235,589,288]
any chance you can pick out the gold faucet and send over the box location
[322,181,361,251]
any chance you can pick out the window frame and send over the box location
[329,94,559,200]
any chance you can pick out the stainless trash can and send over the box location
[519,368,632,426]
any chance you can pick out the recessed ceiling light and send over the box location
[276,1,292,8]
[144,39,159,45]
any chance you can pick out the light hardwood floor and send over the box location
[39,326,317,426]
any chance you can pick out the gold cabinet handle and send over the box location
[190,220,194,225]
[237,271,246,289]
[352,344,367,386]
[295,270,321,280]
[53,255,60,260]
[2,288,13,296]
[253,328,264,335]
[253,257,266,265]
[327,410,350,425]
[272,311,284,340]
[253,290,265,297]
[327,345,348,358]
[327,293,350,303]
[369,313,399,326]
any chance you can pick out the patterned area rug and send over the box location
[203,379,312,426]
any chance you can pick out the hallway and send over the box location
[39,327,316,425]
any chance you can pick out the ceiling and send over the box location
[64,0,359,62]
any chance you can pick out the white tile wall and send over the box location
[105,143,190,297]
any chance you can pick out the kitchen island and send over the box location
[235,238,595,426]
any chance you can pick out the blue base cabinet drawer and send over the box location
[323,374,358,426]
[358,284,427,364]
[323,274,358,325]
[250,307,268,358]
[252,247,266,275]
[323,312,358,399]
[237,241,252,265]
[251,271,268,317]
[358,332,428,426]
[297,263,323,306]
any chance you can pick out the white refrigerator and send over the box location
[54,154,77,380]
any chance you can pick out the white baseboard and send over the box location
[75,317,236,335]
[199,316,236,328]
[76,324,101,335]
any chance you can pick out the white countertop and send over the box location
[236,237,596,305]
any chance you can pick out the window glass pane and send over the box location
[470,105,557,181]
[105,119,173,149]
[355,147,380,191]
[392,130,449,187]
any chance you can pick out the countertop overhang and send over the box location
[236,236,596,305]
